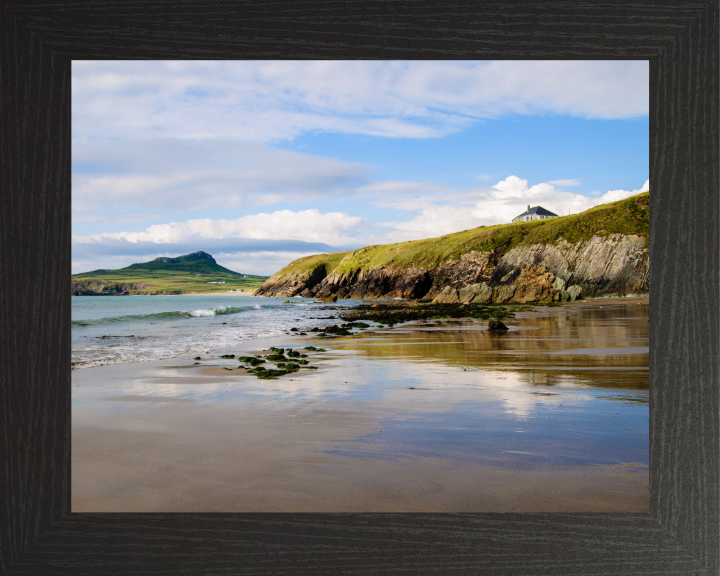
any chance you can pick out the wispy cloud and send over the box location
[72,212,163,225]
[72,61,649,143]
[547,179,580,187]
[72,138,369,213]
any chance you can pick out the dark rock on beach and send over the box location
[487,319,509,332]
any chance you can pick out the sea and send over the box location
[71,294,365,369]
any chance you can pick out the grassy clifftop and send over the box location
[273,192,649,279]
[269,251,351,278]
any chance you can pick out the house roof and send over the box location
[514,206,558,219]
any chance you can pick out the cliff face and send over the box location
[71,280,151,296]
[254,233,648,304]
[255,262,331,299]
[254,193,649,304]
[429,233,648,304]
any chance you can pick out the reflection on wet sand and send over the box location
[72,298,648,512]
[341,300,648,392]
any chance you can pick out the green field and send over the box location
[272,192,649,279]
[72,251,268,295]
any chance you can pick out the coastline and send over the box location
[74,291,649,298]
[72,297,649,512]
[72,291,261,296]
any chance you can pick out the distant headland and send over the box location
[71,251,268,295]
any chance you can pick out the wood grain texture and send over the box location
[1,1,717,574]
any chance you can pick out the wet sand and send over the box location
[72,297,649,512]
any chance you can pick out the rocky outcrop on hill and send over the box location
[256,263,330,298]
[151,251,214,264]
[254,233,648,304]
[71,280,148,296]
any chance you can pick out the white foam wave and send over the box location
[189,309,215,317]
[71,326,287,370]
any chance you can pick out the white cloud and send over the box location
[490,175,556,200]
[592,179,649,205]
[388,205,486,240]
[72,61,649,143]
[379,176,650,242]
[73,209,370,247]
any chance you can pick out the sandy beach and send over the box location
[72,297,649,513]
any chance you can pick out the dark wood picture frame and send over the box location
[1,2,717,574]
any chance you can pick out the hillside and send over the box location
[254,192,649,303]
[72,251,268,295]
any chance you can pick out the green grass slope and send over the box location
[273,192,649,279]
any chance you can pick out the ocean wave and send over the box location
[71,326,288,369]
[71,306,254,327]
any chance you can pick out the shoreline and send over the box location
[71,295,647,371]
[73,291,649,298]
[72,297,649,512]
[71,291,261,297]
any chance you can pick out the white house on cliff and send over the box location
[512,205,558,223]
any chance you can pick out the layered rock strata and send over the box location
[254,234,649,304]
[71,281,149,296]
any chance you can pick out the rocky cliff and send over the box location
[70,279,185,295]
[254,193,649,304]
[71,280,149,296]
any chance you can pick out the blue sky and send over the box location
[72,61,649,275]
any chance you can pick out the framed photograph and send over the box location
[70,59,651,516]
[3,2,717,574]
